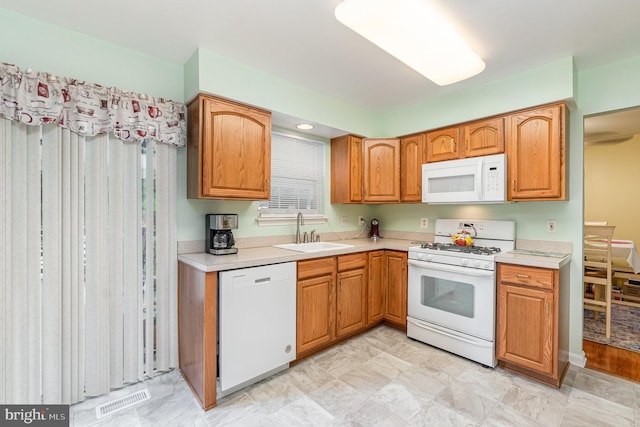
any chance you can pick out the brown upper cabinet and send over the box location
[187,94,271,200]
[426,118,505,163]
[462,117,505,158]
[330,134,363,204]
[363,138,401,203]
[425,126,460,162]
[328,102,566,205]
[400,133,425,202]
[506,102,566,201]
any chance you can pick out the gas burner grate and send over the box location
[419,243,501,255]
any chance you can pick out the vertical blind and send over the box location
[0,118,177,405]
[258,132,325,216]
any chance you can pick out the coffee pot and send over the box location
[206,214,238,255]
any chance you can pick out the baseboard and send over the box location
[569,350,586,367]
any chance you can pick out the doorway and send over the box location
[583,107,640,380]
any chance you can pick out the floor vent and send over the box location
[95,389,151,419]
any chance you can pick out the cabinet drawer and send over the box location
[498,264,555,290]
[338,253,367,272]
[298,257,335,280]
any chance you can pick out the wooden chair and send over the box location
[583,225,615,338]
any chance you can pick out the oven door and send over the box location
[407,258,496,341]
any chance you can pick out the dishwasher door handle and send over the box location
[231,275,273,289]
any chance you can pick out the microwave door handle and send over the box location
[475,157,483,200]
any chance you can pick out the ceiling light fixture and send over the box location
[334,0,485,86]
[296,123,314,130]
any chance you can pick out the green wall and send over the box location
[0,8,183,101]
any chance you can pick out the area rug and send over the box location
[583,304,640,352]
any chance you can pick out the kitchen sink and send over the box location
[273,242,354,253]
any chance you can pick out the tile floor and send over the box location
[71,325,640,426]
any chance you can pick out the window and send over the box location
[257,131,326,225]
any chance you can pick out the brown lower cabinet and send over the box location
[385,251,408,328]
[496,262,569,387]
[178,262,217,410]
[296,257,336,355]
[296,254,369,357]
[367,251,386,325]
[368,250,407,328]
[336,253,368,337]
[297,250,408,358]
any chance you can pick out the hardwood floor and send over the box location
[583,339,640,382]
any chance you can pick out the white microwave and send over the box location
[422,153,506,204]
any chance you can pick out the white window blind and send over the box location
[258,132,325,222]
[0,119,177,405]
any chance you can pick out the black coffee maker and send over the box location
[206,214,238,255]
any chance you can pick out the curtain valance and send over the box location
[0,62,186,147]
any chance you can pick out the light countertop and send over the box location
[179,238,573,272]
[495,250,571,269]
[178,238,417,272]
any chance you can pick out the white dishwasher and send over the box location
[218,261,296,396]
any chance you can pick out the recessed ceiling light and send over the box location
[296,123,314,130]
[335,0,485,86]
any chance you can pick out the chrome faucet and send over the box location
[295,212,304,243]
[310,229,316,243]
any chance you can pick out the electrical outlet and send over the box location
[358,216,366,226]
[340,216,348,226]
[420,218,429,228]
[546,220,557,233]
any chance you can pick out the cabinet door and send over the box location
[336,268,367,338]
[385,251,407,327]
[363,138,400,203]
[425,126,460,163]
[188,95,271,200]
[462,117,504,158]
[331,134,362,203]
[400,134,425,202]
[297,274,335,355]
[496,283,555,376]
[367,251,385,325]
[507,103,566,200]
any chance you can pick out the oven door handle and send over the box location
[408,259,495,277]
[408,318,490,345]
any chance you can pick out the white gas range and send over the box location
[407,219,515,367]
